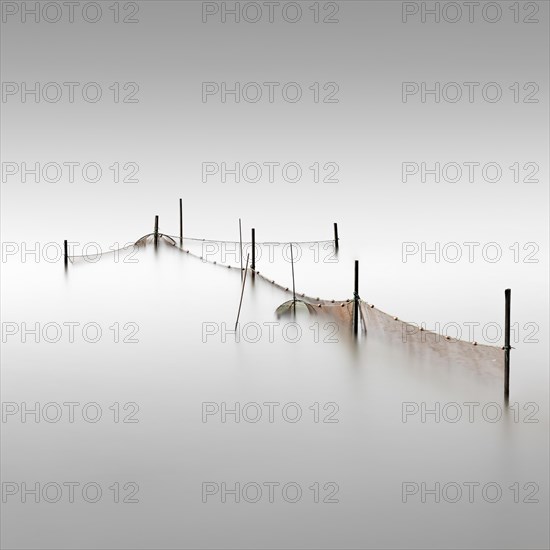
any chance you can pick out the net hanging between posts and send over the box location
[135,233,176,247]
[65,230,504,379]
[170,235,503,377]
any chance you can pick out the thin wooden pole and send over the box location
[64,240,68,268]
[251,228,256,271]
[334,223,339,250]
[504,288,511,400]
[179,199,183,245]
[290,243,296,304]
[154,215,159,247]
[235,253,250,330]
[353,260,359,336]
[239,218,243,280]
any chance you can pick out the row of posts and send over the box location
[62,203,512,398]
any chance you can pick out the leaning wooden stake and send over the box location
[235,253,250,330]
[353,260,359,336]
[154,215,159,247]
[64,240,68,268]
[290,243,296,306]
[239,218,243,280]
[504,288,511,400]
[251,228,256,271]
[334,223,339,250]
[179,199,183,245]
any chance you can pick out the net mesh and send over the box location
[65,229,504,378]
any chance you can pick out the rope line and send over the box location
[64,229,503,351]
[66,233,336,259]
[163,233,335,246]
[66,242,138,259]
[171,242,501,349]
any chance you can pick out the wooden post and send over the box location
[179,199,183,245]
[64,240,68,268]
[239,218,243,280]
[154,215,159,247]
[290,243,296,304]
[235,254,250,330]
[504,288,511,399]
[353,260,359,336]
[251,228,256,271]
[334,223,339,250]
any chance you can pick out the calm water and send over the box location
[1,241,548,549]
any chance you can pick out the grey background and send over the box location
[1,1,549,548]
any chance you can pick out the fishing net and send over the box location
[253,267,502,376]
[66,232,174,265]
[64,242,139,265]
[135,233,177,247]
[64,229,504,380]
